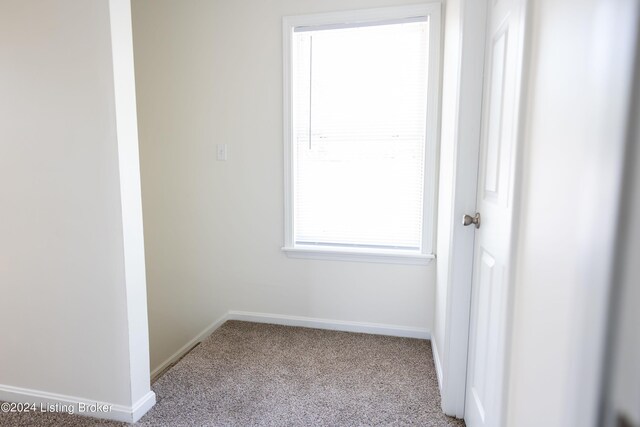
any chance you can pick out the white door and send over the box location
[464,0,526,426]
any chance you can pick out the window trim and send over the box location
[281,4,442,265]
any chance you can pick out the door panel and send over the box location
[465,0,525,426]
[469,250,498,422]
[483,30,507,200]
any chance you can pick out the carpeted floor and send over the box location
[0,321,465,426]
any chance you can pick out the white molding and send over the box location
[282,246,435,265]
[0,385,155,424]
[283,3,441,30]
[0,313,432,423]
[436,0,489,418]
[151,310,430,383]
[431,336,444,390]
[421,2,442,256]
[282,3,442,259]
[108,0,154,409]
[282,10,294,251]
[227,310,430,339]
[150,312,229,380]
[130,391,156,423]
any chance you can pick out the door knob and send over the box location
[462,213,481,229]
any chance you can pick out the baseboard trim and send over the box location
[431,337,444,391]
[227,310,430,339]
[131,391,156,423]
[2,313,429,423]
[151,310,430,382]
[0,384,155,423]
[150,312,228,380]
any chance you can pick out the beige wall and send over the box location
[0,0,152,418]
[131,0,437,373]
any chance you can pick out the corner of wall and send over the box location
[109,0,154,416]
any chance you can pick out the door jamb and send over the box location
[435,0,488,417]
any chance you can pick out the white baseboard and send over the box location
[150,312,229,380]
[1,313,430,424]
[131,391,156,422]
[431,337,444,390]
[227,310,430,339]
[151,310,430,383]
[0,384,155,424]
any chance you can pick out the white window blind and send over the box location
[291,20,430,252]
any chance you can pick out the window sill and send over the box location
[281,246,435,265]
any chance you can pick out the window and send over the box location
[282,5,441,265]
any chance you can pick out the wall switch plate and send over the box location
[216,144,227,161]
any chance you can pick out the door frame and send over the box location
[436,0,532,419]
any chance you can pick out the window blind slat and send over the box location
[292,21,429,251]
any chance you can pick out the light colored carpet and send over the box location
[0,321,465,426]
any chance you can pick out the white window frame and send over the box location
[281,4,441,265]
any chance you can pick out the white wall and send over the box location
[131,0,437,374]
[0,0,153,421]
[506,0,638,426]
